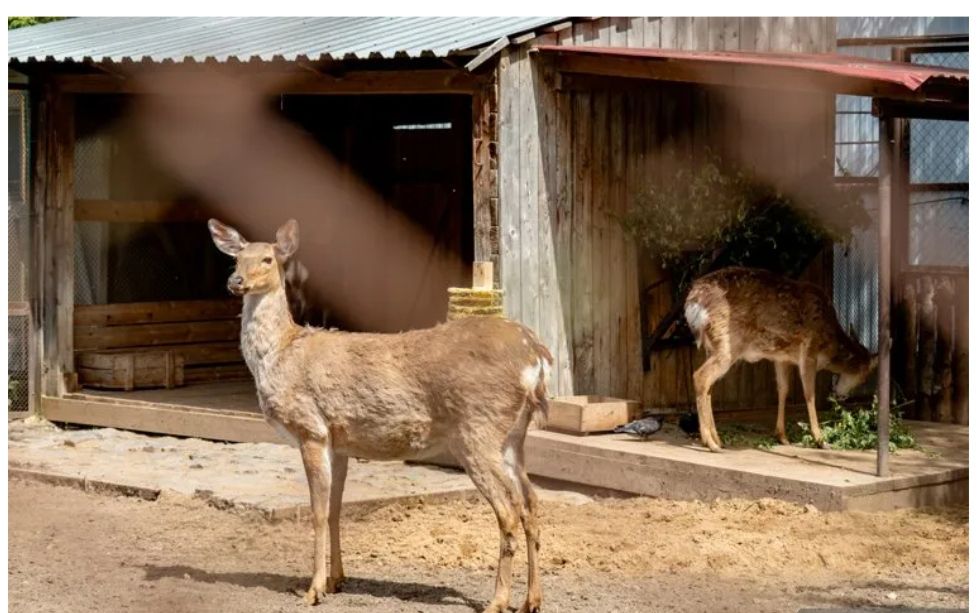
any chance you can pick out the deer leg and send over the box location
[457,445,523,613]
[507,436,541,613]
[328,452,349,590]
[799,358,830,449]
[693,355,731,451]
[774,361,793,445]
[299,438,334,605]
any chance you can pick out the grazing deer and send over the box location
[684,267,877,452]
[208,218,550,613]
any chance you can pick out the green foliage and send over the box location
[718,423,777,450]
[797,396,918,452]
[621,155,868,299]
[8,17,66,30]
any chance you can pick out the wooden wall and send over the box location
[496,17,838,408]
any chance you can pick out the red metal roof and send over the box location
[533,45,968,94]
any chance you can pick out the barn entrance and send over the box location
[61,91,473,428]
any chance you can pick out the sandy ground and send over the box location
[8,478,967,612]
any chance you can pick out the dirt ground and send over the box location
[8,478,967,612]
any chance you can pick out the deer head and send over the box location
[208,218,298,297]
[833,353,879,399]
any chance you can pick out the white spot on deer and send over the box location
[522,338,528,346]
[685,302,709,349]
[520,359,543,391]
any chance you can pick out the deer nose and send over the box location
[227,275,246,295]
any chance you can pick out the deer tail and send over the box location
[684,299,709,350]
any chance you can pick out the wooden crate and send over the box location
[77,350,185,391]
[545,395,642,435]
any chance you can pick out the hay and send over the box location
[447,287,505,321]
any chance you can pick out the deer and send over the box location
[208,218,550,613]
[684,266,878,452]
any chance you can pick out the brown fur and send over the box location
[685,267,877,452]
[208,218,549,613]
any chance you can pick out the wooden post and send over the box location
[37,83,75,397]
[472,261,494,290]
[876,114,894,478]
[889,48,912,405]
[472,74,500,287]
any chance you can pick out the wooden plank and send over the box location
[516,44,540,334]
[498,47,522,319]
[641,17,661,49]
[465,36,510,73]
[609,91,628,398]
[74,320,241,351]
[74,199,211,223]
[184,363,252,383]
[39,86,76,397]
[472,80,497,264]
[78,341,242,367]
[41,395,277,444]
[531,32,561,394]
[591,104,610,395]
[571,92,595,395]
[553,26,575,395]
[74,300,241,326]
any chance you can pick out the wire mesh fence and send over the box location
[8,90,33,413]
[832,44,968,364]
[7,314,31,413]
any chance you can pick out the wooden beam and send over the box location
[873,97,968,121]
[471,73,499,273]
[877,114,895,478]
[542,21,573,34]
[465,36,510,72]
[41,395,278,444]
[837,34,969,47]
[545,52,965,102]
[511,31,538,45]
[74,199,212,223]
[37,85,75,396]
[54,68,484,95]
[74,299,241,326]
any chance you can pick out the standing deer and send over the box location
[684,267,878,452]
[208,218,550,613]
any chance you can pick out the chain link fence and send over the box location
[8,90,32,413]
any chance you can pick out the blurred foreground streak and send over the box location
[133,70,464,332]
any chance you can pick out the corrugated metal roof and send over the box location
[8,16,565,63]
[534,46,969,92]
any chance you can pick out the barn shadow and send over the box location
[142,564,483,611]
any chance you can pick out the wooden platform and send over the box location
[41,381,968,511]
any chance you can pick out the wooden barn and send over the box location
[8,17,968,453]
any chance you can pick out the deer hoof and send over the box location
[818,441,831,450]
[519,601,542,613]
[776,434,790,446]
[302,587,322,606]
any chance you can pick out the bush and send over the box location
[621,156,868,300]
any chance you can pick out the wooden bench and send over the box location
[74,300,249,390]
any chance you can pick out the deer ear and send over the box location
[208,218,247,256]
[275,219,299,261]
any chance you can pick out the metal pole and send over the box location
[876,115,893,478]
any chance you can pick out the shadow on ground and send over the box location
[142,564,483,610]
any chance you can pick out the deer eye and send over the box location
[262,257,273,265]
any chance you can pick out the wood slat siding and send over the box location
[497,17,837,408]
